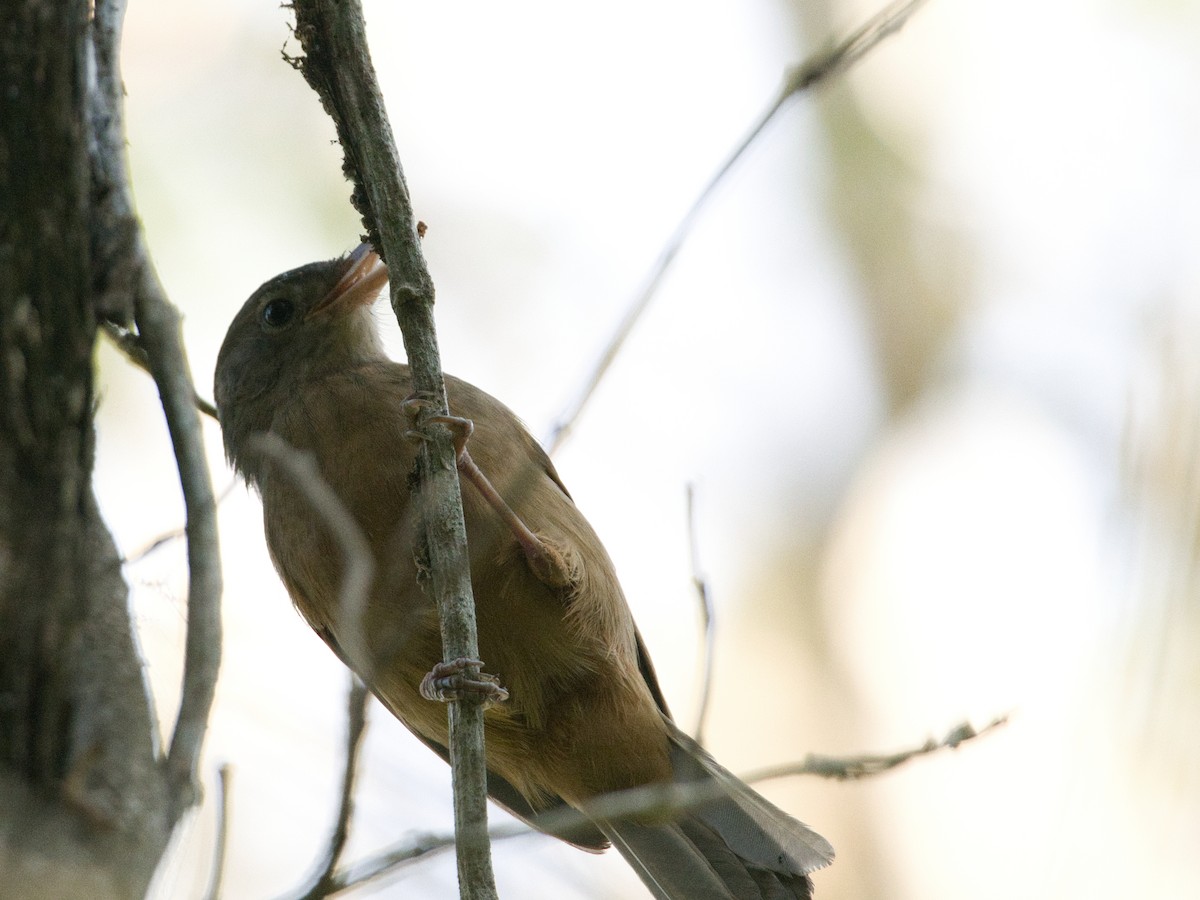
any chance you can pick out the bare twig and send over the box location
[123,478,239,567]
[288,2,498,897]
[544,0,931,453]
[300,781,752,895]
[745,715,1009,783]
[322,715,1003,895]
[202,763,233,900]
[317,832,461,896]
[102,322,220,420]
[685,484,716,747]
[90,0,222,821]
[285,677,371,900]
[314,779,765,896]
[250,435,376,900]
[249,434,376,674]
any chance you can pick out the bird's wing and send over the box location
[635,628,673,720]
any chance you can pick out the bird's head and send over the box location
[214,243,390,475]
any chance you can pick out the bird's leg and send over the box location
[420,656,509,707]
[402,397,580,590]
[451,437,581,590]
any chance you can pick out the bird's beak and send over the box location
[307,243,390,320]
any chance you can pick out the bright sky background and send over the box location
[88,0,1200,897]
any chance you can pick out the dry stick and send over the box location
[745,715,1009,782]
[123,478,240,566]
[332,833,460,895]
[249,435,376,900]
[101,322,220,421]
[324,714,1004,895]
[287,678,371,900]
[202,764,233,900]
[90,0,222,820]
[545,0,931,454]
[288,3,498,898]
[251,434,376,679]
[685,484,717,747]
[105,323,228,567]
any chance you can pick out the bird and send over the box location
[214,242,834,899]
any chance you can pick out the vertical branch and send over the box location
[135,276,224,815]
[89,0,223,820]
[288,3,497,897]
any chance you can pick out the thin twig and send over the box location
[249,434,376,675]
[305,780,750,895]
[90,0,223,821]
[284,677,372,900]
[745,715,1009,783]
[323,714,1003,895]
[321,832,461,896]
[685,484,716,747]
[249,435,376,900]
[288,3,498,897]
[123,478,239,566]
[202,763,233,900]
[101,322,220,420]
[544,0,931,453]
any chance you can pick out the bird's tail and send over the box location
[599,726,834,900]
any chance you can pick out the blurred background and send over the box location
[93,0,1200,897]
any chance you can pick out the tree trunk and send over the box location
[0,1,175,895]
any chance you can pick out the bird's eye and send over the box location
[261,298,295,329]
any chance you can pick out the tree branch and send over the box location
[122,478,238,567]
[745,715,1009,783]
[287,4,497,896]
[313,832,460,897]
[89,0,223,821]
[101,322,220,420]
[286,677,371,900]
[545,0,931,453]
[251,434,376,671]
[312,715,1003,895]
[249,434,375,900]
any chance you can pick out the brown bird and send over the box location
[214,243,834,899]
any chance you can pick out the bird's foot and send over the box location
[420,657,509,708]
[427,410,472,454]
[402,395,471,456]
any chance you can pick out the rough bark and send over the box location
[0,1,186,895]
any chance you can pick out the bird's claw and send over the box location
[420,657,509,708]
[428,414,472,460]
[400,393,438,417]
[401,395,473,460]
